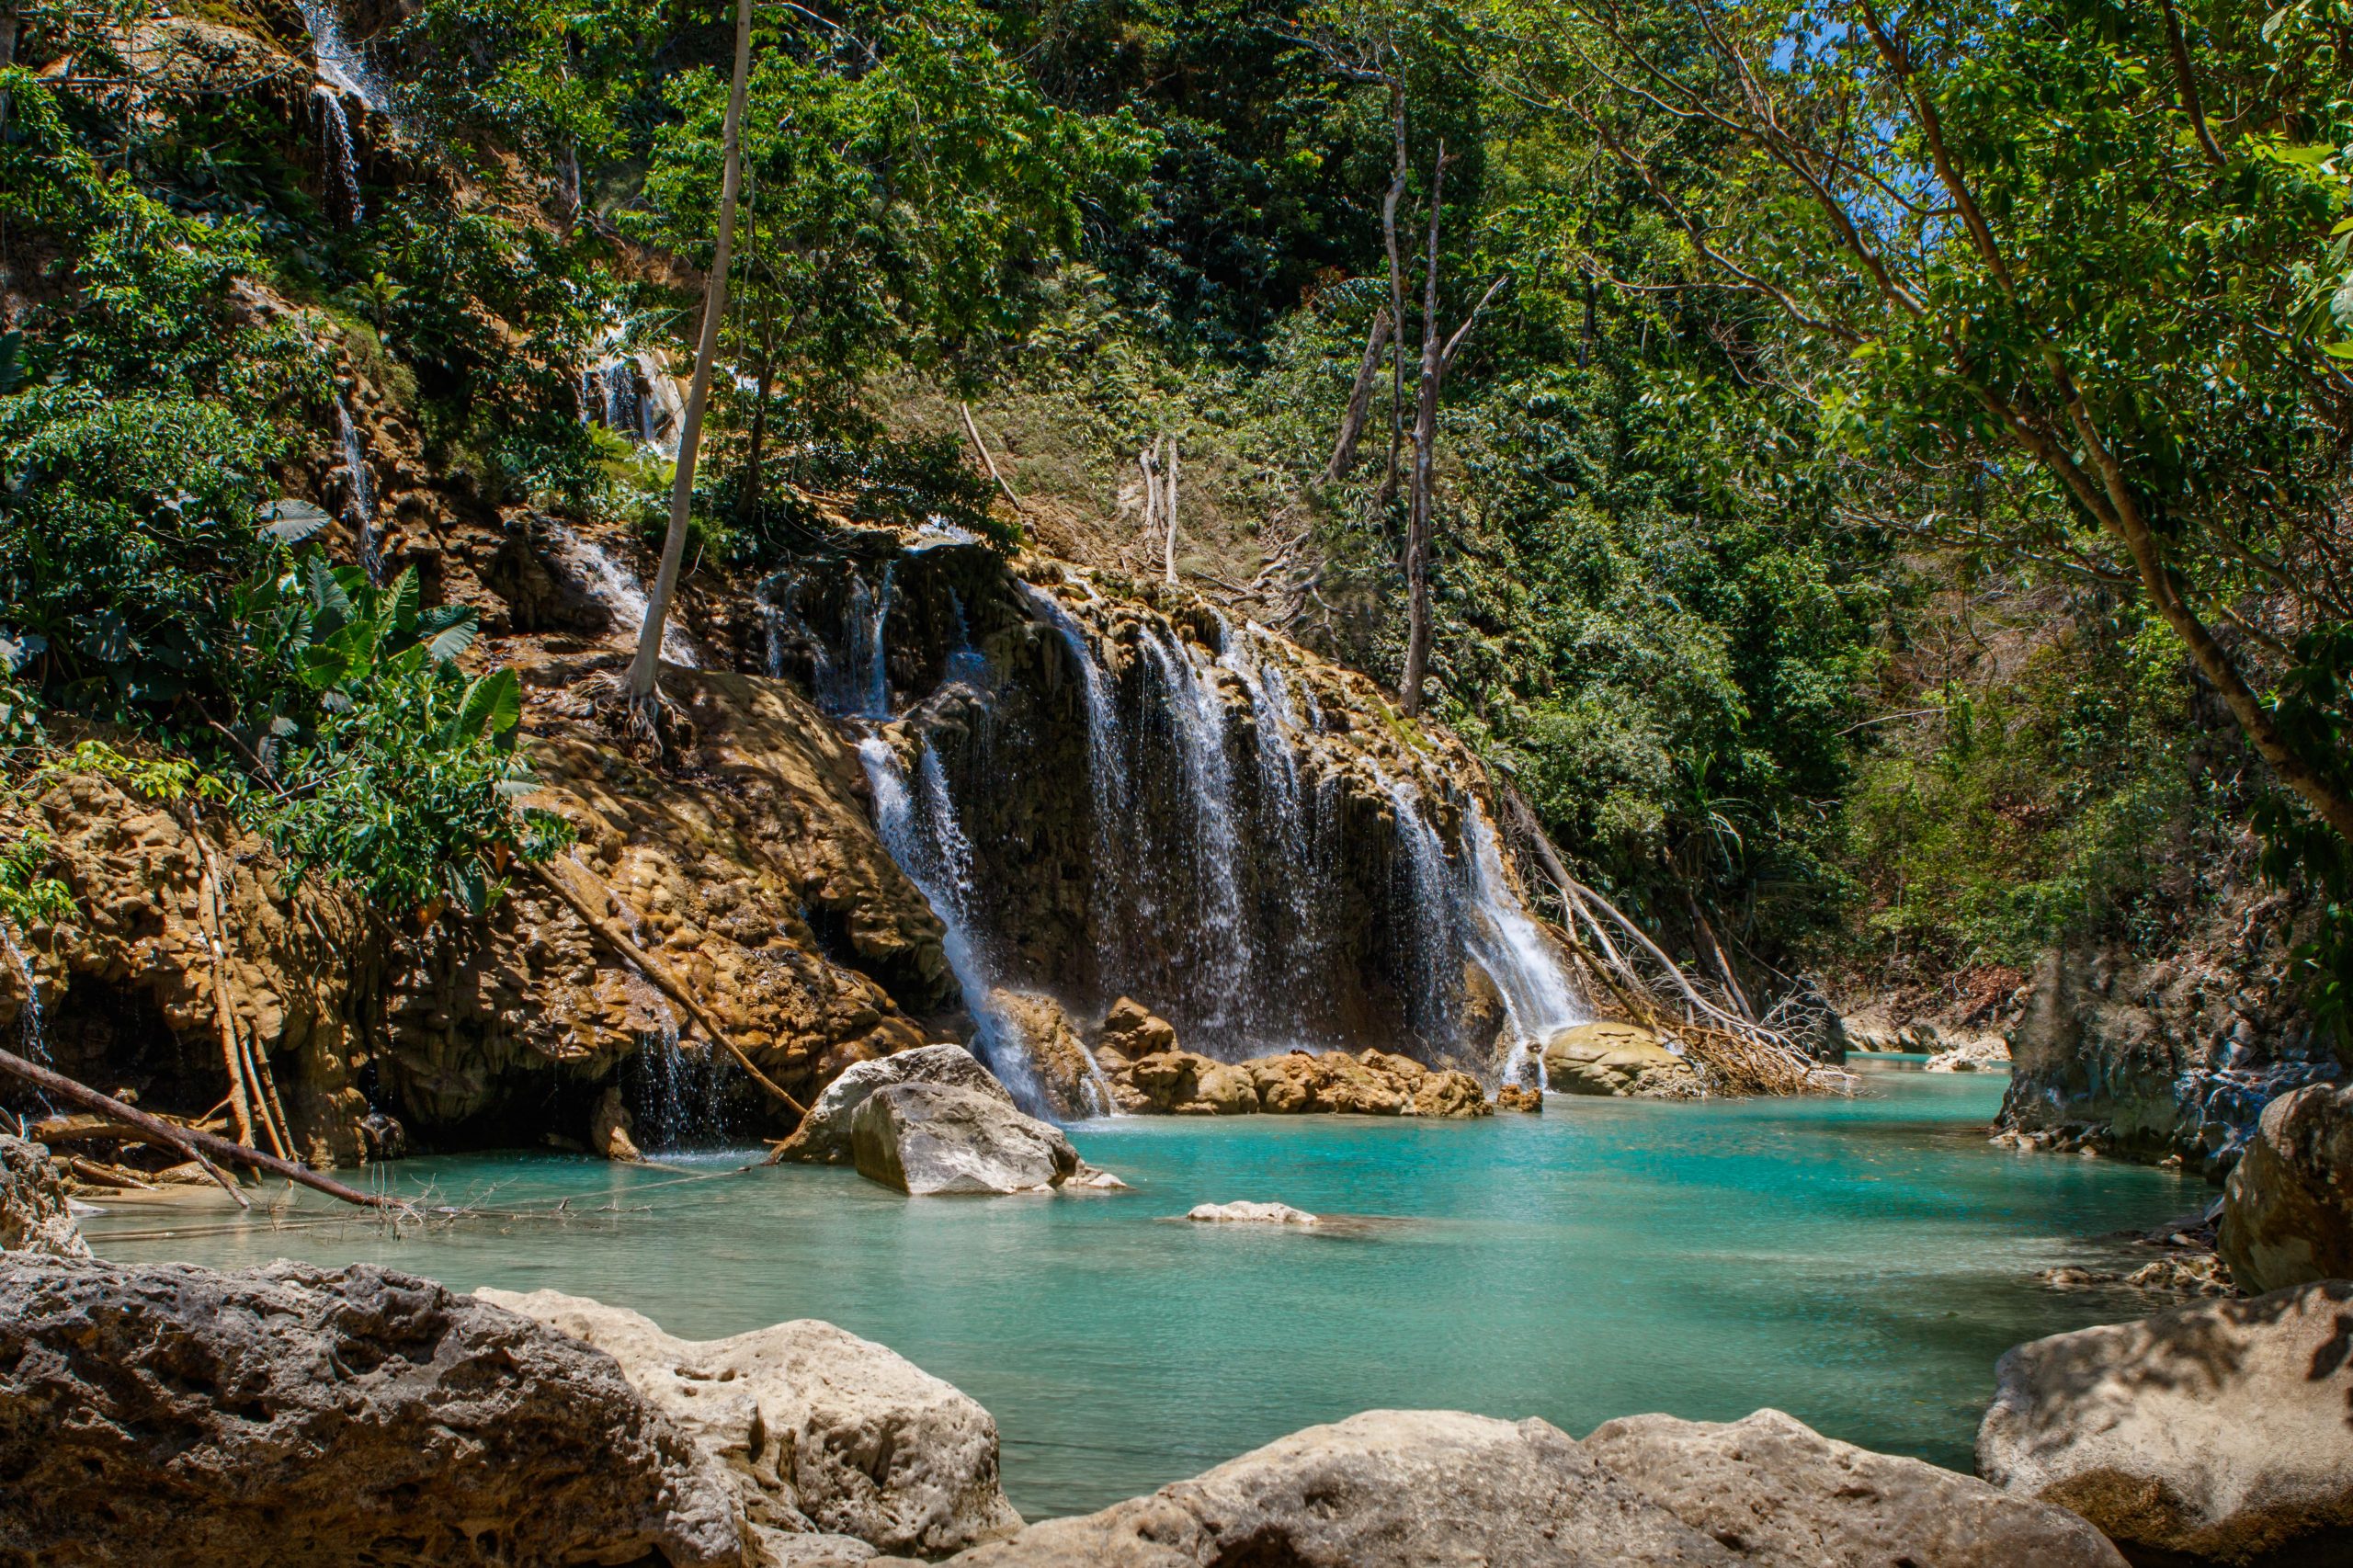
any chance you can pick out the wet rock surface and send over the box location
[0,1137,88,1257]
[0,1255,743,1568]
[478,1288,1023,1560]
[988,990,1108,1119]
[2219,1080,2353,1295]
[850,1080,1101,1195]
[1110,1042,1491,1117]
[1542,1022,1705,1098]
[1585,1408,2125,1567]
[1978,1279,2353,1565]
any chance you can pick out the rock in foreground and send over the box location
[0,1256,741,1568]
[1187,1200,1318,1226]
[479,1288,1022,1560]
[851,1081,1108,1195]
[1978,1279,2353,1564]
[1586,1409,2124,1566]
[772,1043,1017,1165]
[2218,1079,2353,1294]
[1543,1022,1705,1098]
[0,1136,89,1257]
[919,1409,1741,1566]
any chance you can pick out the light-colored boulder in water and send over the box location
[1925,1036,2012,1073]
[478,1287,1022,1560]
[2218,1079,2353,1294]
[0,1136,89,1257]
[1586,1408,2124,1567]
[0,1256,742,1568]
[851,1080,1097,1195]
[988,989,1107,1119]
[1543,1022,1704,1098]
[923,1409,1742,1566]
[1187,1200,1318,1226]
[1977,1279,2353,1563]
[772,1044,1015,1165]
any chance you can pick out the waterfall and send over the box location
[624,983,731,1151]
[634,353,686,457]
[545,522,698,667]
[1137,625,1251,1029]
[601,360,642,437]
[1222,625,1324,1000]
[297,0,387,111]
[943,589,991,687]
[334,393,381,582]
[1016,583,1131,995]
[858,735,1046,1109]
[1367,762,1464,1049]
[317,90,364,224]
[1461,803,1587,1086]
[814,567,897,717]
[3,925,46,1066]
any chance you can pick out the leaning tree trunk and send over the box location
[1328,307,1393,481]
[626,0,754,719]
[1398,148,1450,718]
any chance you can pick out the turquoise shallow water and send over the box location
[80,1061,2201,1520]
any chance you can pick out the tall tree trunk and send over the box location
[1380,79,1410,506]
[0,6,17,138]
[736,298,777,528]
[1162,437,1180,585]
[1399,147,1450,718]
[1327,307,1393,480]
[626,0,753,714]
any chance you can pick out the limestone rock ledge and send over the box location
[478,1288,1023,1560]
[0,1136,89,1258]
[2218,1079,2353,1294]
[0,1256,744,1568]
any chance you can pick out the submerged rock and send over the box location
[1585,1409,2124,1567]
[0,1256,742,1568]
[1977,1279,2353,1564]
[1542,1022,1704,1098]
[478,1287,1023,1560]
[919,1409,1740,1566]
[2218,1079,2353,1294]
[773,1043,1015,1165]
[0,1136,89,1257]
[1187,1200,1318,1226]
[850,1080,1108,1195]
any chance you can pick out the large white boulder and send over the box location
[850,1080,1096,1195]
[1978,1279,2353,1563]
[772,1044,1016,1165]
[478,1287,1022,1561]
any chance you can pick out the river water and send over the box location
[79,1059,2198,1520]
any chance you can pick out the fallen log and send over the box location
[0,1047,406,1213]
[524,859,806,1117]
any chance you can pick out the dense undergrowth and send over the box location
[1,0,2348,1046]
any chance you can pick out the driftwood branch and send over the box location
[526,860,806,1116]
[0,1047,415,1210]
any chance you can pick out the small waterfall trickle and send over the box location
[3,925,48,1070]
[546,522,698,667]
[298,0,387,110]
[316,90,365,224]
[1138,625,1251,1029]
[943,590,991,687]
[1461,804,1587,1086]
[601,359,642,437]
[334,393,381,582]
[1017,584,1132,993]
[1368,762,1464,1048]
[858,735,1045,1109]
[625,984,731,1151]
[816,568,896,717]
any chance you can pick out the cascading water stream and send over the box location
[1367,762,1464,1049]
[297,0,387,109]
[1016,582,1132,991]
[316,91,365,224]
[546,522,698,667]
[858,735,1048,1110]
[1136,626,1252,1032]
[334,394,381,582]
[1461,804,1588,1086]
[3,925,53,1119]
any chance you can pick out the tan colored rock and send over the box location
[0,1137,88,1258]
[590,1085,642,1163]
[1098,996,1177,1058]
[478,1288,1023,1559]
[924,1410,1737,1567]
[2219,1080,2353,1294]
[1542,1022,1705,1098]
[1586,1408,2124,1567]
[1496,1083,1543,1113]
[1977,1280,2353,1564]
[1127,1050,1258,1115]
[989,990,1108,1119]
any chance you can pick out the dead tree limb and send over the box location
[1327,307,1394,480]
[959,402,1026,515]
[527,859,806,1116]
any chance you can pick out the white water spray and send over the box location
[297,0,388,111]
[316,90,365,224]
[545,522,698,667]
[1461,803,1588,1086]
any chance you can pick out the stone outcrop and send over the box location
[913,1410,1741,1566]
[1585,1409,2125,1567]
[1978,1279,2353,1564]
[478,1288,1023,1560]
[1092,996,1176,1069]
[1926,1037,2011,1073]
[0,1137,88,1258]
[850,1081,1107,1195]
[1187,1200,1318,1225]
[1112,1045,1490,1118]
[771,1044,1014,1165]
[987,990,1108,1119]
[0,1256,743,1568]
[2218,1080,2353,1294]
[1997,939,2339,1176]
[1542,1022,1705,1098]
